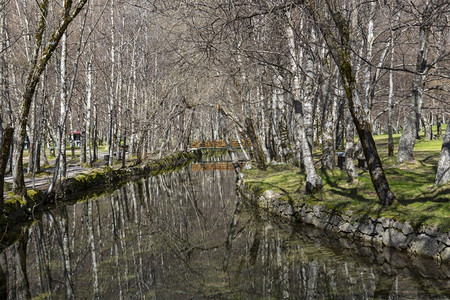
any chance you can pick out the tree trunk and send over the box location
[47,32,68,194]
[285,13,323,192]
[387,34,395,157]
[303,24,316,149]
[108,0,116,166]
[293,101,324,193]
[312,3,396,205]
[86,200,100,298]
[0,127,13,212]
[435,124,450,186]
[321,75,336,170]
[397,14,431,163]
[85,61,92,166]
[335,99,345,150]
[12,0,88,195]
[245,117,267,170]
[93,104,98,162]
[18,232,31,299]
[344,109,357,181]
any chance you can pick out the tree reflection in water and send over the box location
[0,162,448,299]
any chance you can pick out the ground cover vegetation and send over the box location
[0,0,448,212]
[245,126,450,231]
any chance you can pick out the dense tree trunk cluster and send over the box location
[0,0,449,204]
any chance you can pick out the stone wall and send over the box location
[239,184,450,264]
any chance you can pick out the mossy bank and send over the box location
[238,165,450,263]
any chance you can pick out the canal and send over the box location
[0,157,449,299]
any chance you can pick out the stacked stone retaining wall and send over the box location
[239,184,450,264]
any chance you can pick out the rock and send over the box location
[393,221,404,231]
[313,205,325,218]
[342,210,353,222]
[411,256,441,278]
[258,196,269,208]
[382,228,409,250]
[441,263,450,278]
[263,190,278,200]
[339,223,354,233]
[370,235,383,246]
[312,216,324,228]
[402,222,414,235]
[437,233,450,246]
[327,214,343,227]
[381,217,394,228]
[420,226,439,237]
[280,204,294,216]
[440,247,450,263]
[375,224,384,236]
[410,234,439,258]
[303,212,315,225]
[358,221,376,236]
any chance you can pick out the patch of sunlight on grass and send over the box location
[244,136,450,232]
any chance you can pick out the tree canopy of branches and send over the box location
[0,0,449,204]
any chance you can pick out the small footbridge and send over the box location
[189,140,252,151]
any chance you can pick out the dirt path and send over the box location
[4,164,88,192]
[3,151,109,195]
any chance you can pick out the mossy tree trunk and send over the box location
[307,0,396,205]
[245,117,267,170]
[0,127,13,212]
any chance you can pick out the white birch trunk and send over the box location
[387,30,395,157]
[286,12,323,192]
[435,124,450,185]
[363,2,375,118]
[303,24,316,149]
[86,200,100,298]
[60,31,67,179]
[108,0,116,166]
[397,2,431,163]
[85,59,92,166]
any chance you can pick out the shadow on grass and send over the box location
[321,170,373,204]
[419,154,439,166]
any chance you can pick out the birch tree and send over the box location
[11,0,89,195]
[285,11,323,192]
[435,124,450,185]
[304,0,396,205]
[397,1,450,163]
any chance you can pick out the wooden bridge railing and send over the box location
[191,161,247,171]
[190,140,252,149]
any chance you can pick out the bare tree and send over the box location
[304,0,396,205]
[11,0,89,195]
[397,1,450,163]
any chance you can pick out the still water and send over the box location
[0,159,449,299]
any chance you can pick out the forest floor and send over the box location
[244,126,450,232]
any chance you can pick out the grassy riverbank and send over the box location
[244,129,450,232]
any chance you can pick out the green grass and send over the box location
[245,128,450,232]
